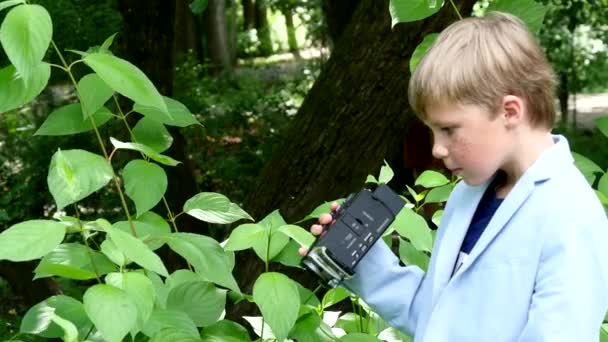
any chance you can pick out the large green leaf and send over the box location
[21,295,92,339]
[389,0,444,27]
[392,208,433,252]
[277,224,315,248]
[0,62,50,112]
[105,272,155,335]
[35,104,113,136]
[224,223,264,251]
[322,286,350,309]
[270,240,303,268]
[83,53,169,115]
[252,210,290,262]
[77,73,113,118]
[415,170,449,188]
[183,192,253,224]
[134,96,200,127]
[142,309,199,338]
[114,214,171,251]
[0,220,65,261]
[106,226,169,277]
[486,0,548,34]
[599,173,608,200]
[378,161,395,184]
[164,233,240,293]
[424,184,453,204]
[200,320,251,342]
[399,238,430,271]
[83,284,138,342]
[252,272,300,342]
[166,281,226,327]
[34,243,117,280]
[132,117,173,153]
[123,159,168,217]
[338,333,383,342]
[0,4,51,81]
[410,33,438,73]
[0,0,25,12]
[150,328,202,342]
[110,137,180,166]
[49,314,78,342]
[47,149,113,209]
[572,151,603,185]
[594,116,608,139]
[289,312,336,342]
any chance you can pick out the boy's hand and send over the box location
[298,202,340,256]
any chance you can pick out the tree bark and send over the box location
[205,0,233,74]
[282,7,300,58]
[242,0,256,30]
[254,0,273,55]
[174,0,203,61]
[227,0,476,321]
[321,0,362,44]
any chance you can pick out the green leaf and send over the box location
[21,295,91,340]
[142,309,199,338]
[431,209,443,227]
[49,313,78,342]
[399,238,430,271]
[34,104,113,136]
[424,184,453,204]
[0,0,24,12]
[100,239,128,266]
[598,173,608,199]
[595,116,608,139]
[110,137,180,166]
[486,0,548,34]
[133,96,200,127]
[253,210,290,261]
[365,175,378,184]
[99,32,117,52]
[105,272,155,335]
[0,4,52,82]
[166,281,226,327]
[378,160,394,184]
[338,333,383,342]
[0,220,65,261]
[114,215,171,251]
[270,240,302,268]
[0,62,50,112]
[572,152,603,185]
[200,320,251,342]
[278,224,314,248]
[322,286,350,309]
[34,243,116,280]
[123,160,168,217]
[242,316,274,339]
[164,233,241,293]
[389,0,444,27]
[190,0,208,14]
[20,300,55,335]
[595,190,608,208]
[47,149,113,209]
[410,33,438,73]
[150,328,202,342]
[78,73,113,118]
[392,208,433,252]
[601,324,608,342]
[252,272,300,342]
[83,53,168,115]
[290,312,336,342]
[415,170,449,188]
[132,117,173,153]
[83,284,138,342]
[224,223,265,251]
[106,226,169,276]
[297,199,343,223]
[183,192,253,224]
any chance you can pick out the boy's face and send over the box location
[424,103,511,186]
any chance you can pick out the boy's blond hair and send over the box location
[408,11,556,129]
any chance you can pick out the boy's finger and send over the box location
[311,224,323,235]
[330,202,340,212]
[319,213,333,225]
[298,247,308,256]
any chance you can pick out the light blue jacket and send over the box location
[343,135,608,341]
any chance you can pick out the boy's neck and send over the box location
[495,131,554,198]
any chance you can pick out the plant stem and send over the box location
[73,204,102,283]
[50,39,137,237]
[449,0,463,20]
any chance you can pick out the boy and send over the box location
[300,11,608,341]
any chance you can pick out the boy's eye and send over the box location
[441,127,455,135]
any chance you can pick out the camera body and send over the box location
[303,184,405,287]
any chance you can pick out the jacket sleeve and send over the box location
[341,240,427,336]
[517,211,608,342]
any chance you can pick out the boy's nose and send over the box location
[432,142,448,159]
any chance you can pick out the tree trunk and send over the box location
[226,0,476,321]
[254,0,273,56]
[282,7,300,58]
[558,72,569,126]
[118,0,205,243]
[242,0,255,30]
[174,0,203,62]
[321,0,362,44]
[205,0,233,74]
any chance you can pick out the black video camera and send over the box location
[302,184,405,287]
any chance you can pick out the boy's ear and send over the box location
[501,95,525,127]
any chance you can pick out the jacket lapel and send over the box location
[431,181,488,305]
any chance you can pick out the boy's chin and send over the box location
[460,175,488,187]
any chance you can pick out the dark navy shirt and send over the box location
[453,176,504,274]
